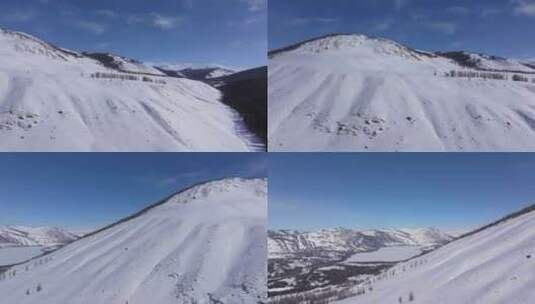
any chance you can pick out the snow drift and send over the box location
[334,204,535,304]
[269,34,535,152]
[0,178,267,304]
[0,28,253,151]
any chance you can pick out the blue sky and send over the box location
[269,0,535,60]
[0,0,267,69]
[269,153,535,231]
[0,153,267,231]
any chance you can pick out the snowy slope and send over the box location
[0,178,267,304]
[335,205,535,304]
[269,228,451,257]
[83,52,166,76]
[0,28,252,151]
[0,226,78,248]
[269,34,535,152]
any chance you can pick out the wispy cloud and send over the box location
[239,0,267,12]
[428,21,458,35]
[75,21,106,35]
[96,9,117,18]
[127,13,183,30]
[512,0,535,16]
[150,13,183,30]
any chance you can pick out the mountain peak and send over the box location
[164,177,267,206]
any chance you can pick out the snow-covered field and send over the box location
[345,246,422,263]
[0,28,254,151]
[0,178,267,304]
[334,206,535,304]
[0,247,44,266]
[269,34,535,152]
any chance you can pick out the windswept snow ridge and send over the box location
[269,34,535,152]
[0,28,251,151]
[334,204,535,304]
[0,178,267,304]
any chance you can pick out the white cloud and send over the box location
[75,21,106,35]
[127,13,183,30]
[240,0,267,11]
[512,0,535,16]
[428,21,458,35]
[96,10,116,18]
[150,13,183,30]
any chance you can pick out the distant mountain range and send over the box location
[269,227,453,257]
[0,226,79,248]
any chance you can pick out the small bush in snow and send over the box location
[409,291,414,302]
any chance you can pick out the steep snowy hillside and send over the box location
[0,28,253,151]
[334,204,535,304]
[0,178,267,304]
[269,228,451,257]
[269,33,535,152]
[0,226,78,248]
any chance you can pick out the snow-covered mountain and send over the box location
[83,52,166,76]
[0,178,267,304]
[0,28,254,151]
[269,33,535,152]
[0,226,78,248]
[333,204,535,304]
[269,228,452,257]
[179,67,236,81]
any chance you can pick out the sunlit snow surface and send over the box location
[0,247,44,266]
[269,34,535,152]
[0,178,267,304]
[334,210,535,304]
[0,29,252,151]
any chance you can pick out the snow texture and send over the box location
[0,28,252,151]
[335,207,535,304]
[0,247,44,265]
[0,178,267,304]
[269,34,535,152]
